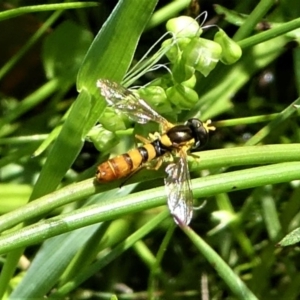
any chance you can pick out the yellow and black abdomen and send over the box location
[96,141,163,182]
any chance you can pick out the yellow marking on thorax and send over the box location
[160,134,172,147]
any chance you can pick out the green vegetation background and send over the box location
[0,0,300,299]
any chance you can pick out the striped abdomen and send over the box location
[96,140,167,182]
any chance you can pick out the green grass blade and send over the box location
[233,0,276,41]
[4,1,159,297]
[182,226,258,299]
[10,224,102,298]
[245,97,300,145]
[29,89,91,200]
[49,210,169,298]
[0,162,299,254]
[0,2,97,21]
[0,144,299,234]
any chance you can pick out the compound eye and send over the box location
[185,118,208,150]
[185,118,202,128]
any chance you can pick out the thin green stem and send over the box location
[234,0,276,41]
[0,2,98,21]
[238,17,300,49]
[49,210,169,298]
[148,225,175,299]
[0,78,61,131]
[147,0,190,29]
[0,11,62,80]
[213,113,280,127]
[0,144,299,233]
[245,98,300,146]
[182,226,258,300]
[0,134,47,145]
[0,161,299,254]
[0,248,25,300]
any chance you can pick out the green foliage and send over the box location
[0,0,300,299]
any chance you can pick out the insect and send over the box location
[96,79,215,225]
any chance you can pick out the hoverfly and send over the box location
[96,79,215,225]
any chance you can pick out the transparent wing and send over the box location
[97,79,172,129]
[164,150,194,225]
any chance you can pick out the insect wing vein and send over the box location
[97,79,171,128]
[164,153,193,225]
